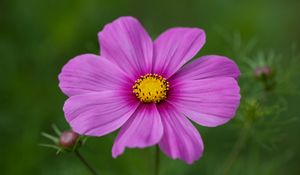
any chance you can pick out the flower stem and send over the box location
[154,145,160,175]
[219,123,250,175]
[74,150,99,175]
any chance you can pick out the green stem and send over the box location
[154,145,160,175]
[74,150,99,175]
[219,124,250,175]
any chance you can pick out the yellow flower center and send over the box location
[132,73,170,103]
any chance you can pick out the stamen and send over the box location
[132,74,170,103]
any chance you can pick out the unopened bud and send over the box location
[254,66,273,78]
[254,66,276,91]
[59,130,79,148]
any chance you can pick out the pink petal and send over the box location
[170,55,240,81]
[169,77,240,127]
[158,102,204,164]
[153,28,206,78]
[58,54,132,97]
[112,104,163,158]
[98,16,153,79]
[63,91,139,136]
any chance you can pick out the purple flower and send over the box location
[58,16,241,164]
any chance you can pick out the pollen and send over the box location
[132,73,170,103]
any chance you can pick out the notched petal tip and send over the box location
[153,27,206,78]
[98,15,153,78]
[111,104,163,159]
[97,16,140,37]
[111,146,125,159]
[58,54,100,96]
[158,102,204,164]
[170,54,241,82]
[207,55,241,77]
[167,146,204,164]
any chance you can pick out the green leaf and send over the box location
[39,143,60,150]
[51,124,61,136]
[41,132,59,144]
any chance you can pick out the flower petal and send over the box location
[169,77,240,127]
[58,54,132,97]
[98,16,153,79]
[158,102,204,164]
[112,103,163,158]
[63,91,139,136]
[170,55,240,81]
[153,28,206,78]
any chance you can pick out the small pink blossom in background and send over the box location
[58,16,241,164]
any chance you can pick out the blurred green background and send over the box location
[1,0,300,174]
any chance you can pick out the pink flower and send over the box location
[58,16,240,164]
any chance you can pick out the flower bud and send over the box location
[254,66,276,91]
[59,130,79,148]
[254,66,273,78]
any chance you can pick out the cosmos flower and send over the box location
[58,16,240,164]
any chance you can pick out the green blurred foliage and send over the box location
[1,0,300,174]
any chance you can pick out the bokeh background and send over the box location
[1,0,300,174]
